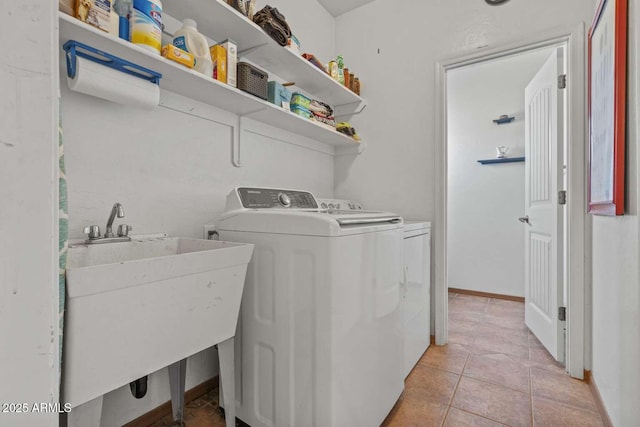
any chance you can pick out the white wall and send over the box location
[58,0,336,425]
[0,2,60,427]
[590,0,640,425]
[334,0,595,218]
[447,48,553,298]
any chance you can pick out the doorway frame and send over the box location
[434,24,587,379]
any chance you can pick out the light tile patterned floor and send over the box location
[150,293,604,427]
[381,293,604,427]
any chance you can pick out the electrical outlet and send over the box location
[203,224,218,240]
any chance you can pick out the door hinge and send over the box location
[558,190,567,205]
[558,74,567,89]
[558,306,566,321]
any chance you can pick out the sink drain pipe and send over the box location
[130,376,148,399]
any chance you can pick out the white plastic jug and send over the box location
[173,19,214,77]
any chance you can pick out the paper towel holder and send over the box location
[63,40,162,85]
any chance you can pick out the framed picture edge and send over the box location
[587,0,627,216]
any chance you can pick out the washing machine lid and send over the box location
[217,187,403,236]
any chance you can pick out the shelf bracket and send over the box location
[231,108,268,167]
[238,43,270,56]
[334,100,367,119]
[232,116,244,167]
[335,141,366,156]
[242,107,268,117]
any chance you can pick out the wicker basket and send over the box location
[237,62,268,100]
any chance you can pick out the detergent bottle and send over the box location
[173,19,214,77]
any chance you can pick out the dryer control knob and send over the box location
[278,192,291,207]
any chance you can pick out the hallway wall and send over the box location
[447,48,554,298]
[590,0,640,425]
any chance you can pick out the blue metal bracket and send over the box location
[63,40,162,85]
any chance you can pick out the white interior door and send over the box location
[524,48,565,362]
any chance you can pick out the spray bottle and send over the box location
[114,0,133,41]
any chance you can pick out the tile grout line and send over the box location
[444,350,471,426]
[455,407,512,426]
[440,404,452,427]
[529,330,535,427]
[459,371,533,395]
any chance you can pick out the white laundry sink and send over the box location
[63,236,253,409]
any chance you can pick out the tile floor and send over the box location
[381,293,604,427]
[150,293,604,427]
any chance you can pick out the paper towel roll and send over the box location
[67,56,160,110]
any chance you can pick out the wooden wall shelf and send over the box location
[493,116,515,125]
[477,157,525,165]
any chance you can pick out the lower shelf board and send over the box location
[58,13,364,151]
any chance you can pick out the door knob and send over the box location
[518,215,530,224]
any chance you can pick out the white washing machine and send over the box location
[216,188,404,427]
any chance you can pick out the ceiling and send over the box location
[316,0,377,17]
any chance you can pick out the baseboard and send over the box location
[123,376,218,427]
[449,287,525,302]
[584,370,614,427]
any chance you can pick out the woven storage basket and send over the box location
[237,62,268,100]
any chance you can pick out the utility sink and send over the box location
[63,236,254,409]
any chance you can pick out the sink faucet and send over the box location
[83,202,132,244]
[105,202,125,238]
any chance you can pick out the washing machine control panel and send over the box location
[317,199,364,211]
[237,187,318,209]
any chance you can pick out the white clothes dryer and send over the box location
[216,187,404,427]
[318,199,433,377]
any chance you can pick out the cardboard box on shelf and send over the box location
[220,39,237,87]
[76,0,111,33]
[210,44,227,83]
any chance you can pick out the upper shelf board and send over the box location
[161,0,365,109]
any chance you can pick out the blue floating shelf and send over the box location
[493,116,515,125]
[477,157,525,165]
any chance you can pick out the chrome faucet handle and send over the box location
[117,224,133,237]
[83,225,101,239]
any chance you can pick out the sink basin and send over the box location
[63,236,254,408]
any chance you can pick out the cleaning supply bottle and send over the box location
[110,4,120,37]
[336,55,345,85]
[131,0,163,54]
[114,0,133,41]
[173,19,214,77]
[328,60,339,81]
